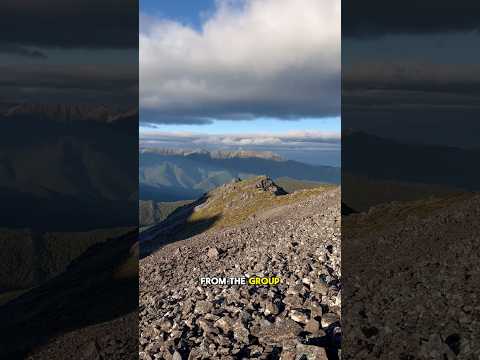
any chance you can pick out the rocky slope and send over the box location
[139,177,341,359]
[343,194,480,359]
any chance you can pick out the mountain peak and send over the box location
[140,176,334,256]
[211,150,284,161]
[140,148,285,161]
[191,176,288,220]
[219,175,287,196]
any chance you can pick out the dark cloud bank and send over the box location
[0,0,138,49]
[0,0,138,105]
[343,1,480,147]
[343,0,480,37]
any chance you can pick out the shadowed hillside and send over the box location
[0,231,138,358]
[343,131,480,191]
[139,200,192,228]
[0,104,138,231]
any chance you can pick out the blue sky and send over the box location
[139,0,341,166]
[140,0,216,29]
[140,117,340,135]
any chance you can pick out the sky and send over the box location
[0,0,138,106]
[342,0,480,148]
[140,117,339,135]
[139,0,341,166]
[140,0,217,29]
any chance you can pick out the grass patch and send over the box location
[275,177,328,193]
[180,176,334,237]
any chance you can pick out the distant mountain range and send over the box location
[0,103,138,230]
[343,130,480,191]
[342,130,479,212]
[148,148,285,161]
[139,148,340,202]
[1,103,137,124]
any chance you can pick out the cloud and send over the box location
[0,1,138,105]
[343,1,480,37]
[0,64,138,105]
[0,0,137,48]
[343,62,480,113]
[140,111,214,125]
[342,1,480,149]
[342,61,480,148]
[140,130,340,151]
[140,0,340,123]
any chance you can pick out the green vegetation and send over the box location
[344,193,473,239]
[175,176,335,239]
[275,177,327,193]
[139,200,192,228]
[139,150,340,202]
[342,173,463,212]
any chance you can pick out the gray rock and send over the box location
[172,350,183,360]
[232,320,250,343]
[214,316,235,333]
[304,319,322,335]
[194,300,213,314]
[80,341,101,360]
[290,310,309,323]
[311,280,329,295]
[295,344,328,360]
[253,319,303,344]
[264,301,280,316]
[159,319,173,332]
[320,313,339,328]
[207,247,220,259]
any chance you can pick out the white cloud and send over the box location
[140,130,340,151]
[140,0,340,123]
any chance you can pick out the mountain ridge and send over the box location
[141,148,285,161]
[140,149,340,202]
[140,176,335,256]
[343,130,480,191]
[0,104,138,230]
[1,103,138,124]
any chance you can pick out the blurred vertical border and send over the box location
[0,0,139,358]
[342,1,480,358]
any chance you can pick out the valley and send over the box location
[139,148,340,202]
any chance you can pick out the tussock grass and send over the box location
[184,176,334,233]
